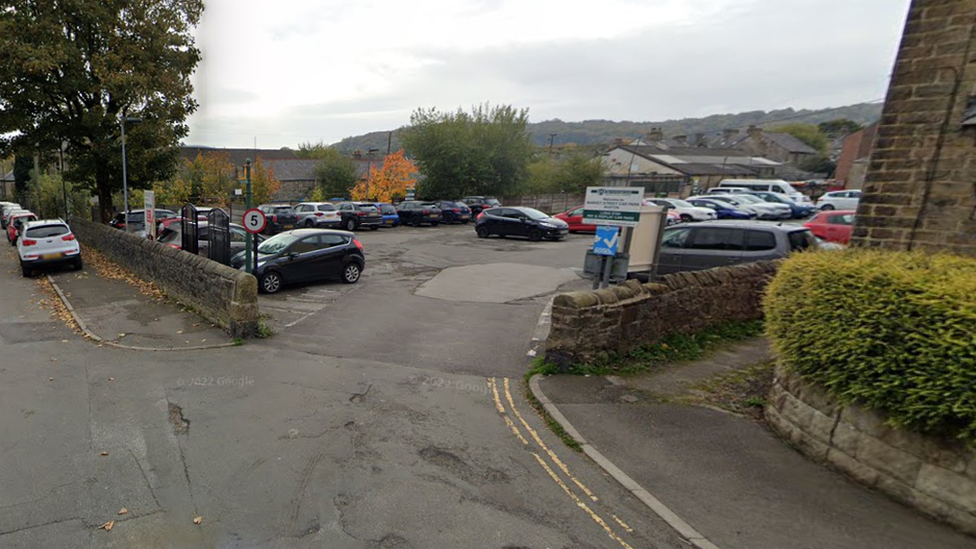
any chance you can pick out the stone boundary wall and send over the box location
[546,261,779,365]
[69,217,258,338]
[767,365,976,536]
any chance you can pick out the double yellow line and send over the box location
[487,377,637,549]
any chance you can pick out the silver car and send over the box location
[656,221,818,275]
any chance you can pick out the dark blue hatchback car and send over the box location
[687,198,755,220]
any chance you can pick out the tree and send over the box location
[818,119,863,138]
[250,158,281,205]
[770,124,829,154]
[295,141,333,159]
[0,1,204,222]
[312,148,359,199]
[400,104,533,199]
[523,150,603,195]
[798,155,837,177]
[152,173,192,208]
[197,152,235,207]
[350,150,418,202]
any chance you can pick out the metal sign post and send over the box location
[243,159,253,274]
[582,187,643,289]
[242,208,266,276]
[143,190,155,240]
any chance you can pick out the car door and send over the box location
[498,209,526,237]
[683,227,744,270]
[656,226,693,274]
[279,235,321,282]
[742,229,780,262]
[314,234,352,278]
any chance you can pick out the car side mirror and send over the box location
[287,252,299,259]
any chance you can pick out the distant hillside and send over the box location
[331,102,883,153]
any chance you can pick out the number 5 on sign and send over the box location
[243,209,266,234]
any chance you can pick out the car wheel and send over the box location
[411,217,421,227]
[345,219,357,231]
[475,225,489,238]
[259,271,282,294]
[304,219,314,228]
[342,262,361,284]
[820,204,835,211]
[431,221,439,227]
[369,225,379,231]
[680,214,693,222]
[461,219,469,224]
[73,258,83,271]
[528,229,543,242]
[20,265,31,277]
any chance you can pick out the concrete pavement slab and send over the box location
[415,262,581,303]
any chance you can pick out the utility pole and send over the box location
[365,148,379,201]
[548,133,557,156]
[387,131,393,155]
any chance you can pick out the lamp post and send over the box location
[365,148,379,201]
[120,116,142,232]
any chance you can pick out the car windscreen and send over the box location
[485,198,501,206]
[669,199,693,208]
[355,204,378,212]
[732,195,762,204]
[520,208,549,220]
[273,207,295,214]
[25,224,69,238]
[257,233,300,254]
[157,228,180,242]
[379,205,397,214]
[318,204,336,211]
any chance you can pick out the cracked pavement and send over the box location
[0,224,687,548]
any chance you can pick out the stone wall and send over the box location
[546,261,778,366]
[69,217,259,338]
[767,365,976,535]
[852,0,976,255]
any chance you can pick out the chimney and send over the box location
[673,135,688,146]
[646,127,664,143]
[747,125,763,140]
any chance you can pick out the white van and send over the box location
[716,180,810,204]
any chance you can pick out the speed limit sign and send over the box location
[242,209,267,234]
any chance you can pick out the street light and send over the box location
[365,148,379,201]
[120,116,142,232]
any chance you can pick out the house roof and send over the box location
[753,132,818,154]
[262,159,319,181]
[615,145,779,177]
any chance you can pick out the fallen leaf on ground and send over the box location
[176,330,184,334]
[99,451,109,456]
[49,377,54,381]
[118,508,127,515]
[101,520,114,531]
[118,333,126,338]
[61,339,68,343]
[193,516,202,525]
[108,377,115,381]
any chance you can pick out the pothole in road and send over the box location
[168,402,190,435]
[419,446,511,486]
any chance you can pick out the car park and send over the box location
[816,189,861,211]
[336,201,383,231]
[461,196,502,216]
[746,191,816,219]
[295,202,341,228]
[230,229,365,294]
[686,198,755,219]
[437,201,472,224]
[715,193,793,220]
[17,219,83,276]
[655,221,819,275]
[716,179,811,204]
[157,222,263,255]
[374,203,401,227]
[643,198,717,222]
[257,204,300,234]
[108,209,179,232]
[7,212,37,245]
[475,206,569,241]
[804,209,855,244]
[397,201,443,227]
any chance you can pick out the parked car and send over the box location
[656,221,819,275]
[335,201,383,231]
[746,191,816,219]
[804,210,855,244]
[686,198,754,219]
[0,203,23,229]
[294,202,341,228]
[157,222,264,255]
[17,219,83,276]
[715,179,811,204]
[461,196,502,216]
[257,204,300,235]
[397,201,443,227]
[374,203,401,227]
[475,207,569,241]
[706,194,792,220]
[3,207,30,230]
[816,189,861,211]
[643,198,717,222]
[108,209,179,232]
[7,212,38,245]
[554,206,596,233]
[230,229,365,293]
[437,201,473,224]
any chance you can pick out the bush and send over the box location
[765,249,976,442]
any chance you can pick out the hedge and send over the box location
[764,249,976,442]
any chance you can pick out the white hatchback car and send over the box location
[17,219,83,277]
[643,198,717,222]
[816,190,861,211]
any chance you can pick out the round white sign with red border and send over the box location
[242,209,267,234]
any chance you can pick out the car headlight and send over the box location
[539,222,557,228]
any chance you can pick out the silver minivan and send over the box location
[656,221,818,275]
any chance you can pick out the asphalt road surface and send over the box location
[0,225,688,548]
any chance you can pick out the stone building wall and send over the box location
[767,365,976,535]
[853,0,976,254]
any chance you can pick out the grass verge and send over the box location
[521,375,583,452]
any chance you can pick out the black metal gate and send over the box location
[181,204,199,255]
[207,208,231,265]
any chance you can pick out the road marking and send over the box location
[488,378,528,444]
[502,377,599,502]
[613,514,635,533]
[530,452,635,549]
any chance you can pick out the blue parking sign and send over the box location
[593,226,619,256]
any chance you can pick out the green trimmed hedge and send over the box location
[765,249,976,442]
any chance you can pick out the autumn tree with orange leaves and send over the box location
[350,150,417,202]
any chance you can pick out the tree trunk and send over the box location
[95,155,114,223]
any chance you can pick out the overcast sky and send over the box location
[186,0,912,149]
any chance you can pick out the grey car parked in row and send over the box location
[655,221,818,275]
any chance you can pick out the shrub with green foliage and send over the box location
[765,249,976,442]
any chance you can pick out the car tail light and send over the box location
[452,208,459,213]
[422,209,429,214]
[353,238,363,250]
[167,243,180,249]
[272,214,278,223]
[477,212,485,220]
[356,211,366,216]
[314,212,323,216]
[62,234,76,241]
[22,239,37,246]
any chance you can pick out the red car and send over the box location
[7,212,37,245]
[554,205,681,233]
[804,209,855,244]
